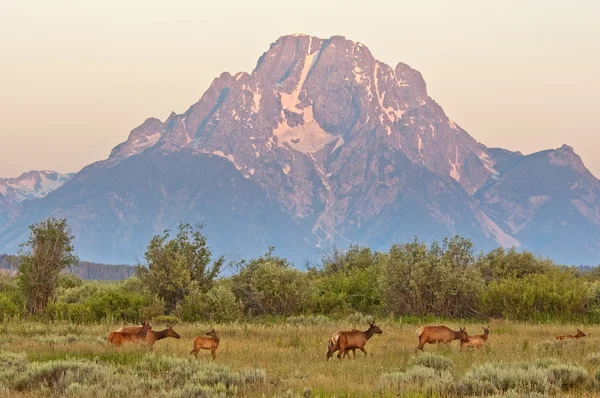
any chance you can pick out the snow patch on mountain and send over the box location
[0,171,73,202]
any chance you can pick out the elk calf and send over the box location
[461,326,490,349]
[555,329,586,340]
[191,329,220,360]
[416,325,468,351]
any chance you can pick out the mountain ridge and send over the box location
[1,34,598,265]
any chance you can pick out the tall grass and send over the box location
[0,320,599,396]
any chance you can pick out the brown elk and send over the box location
[415,325,468,351]
[328,321,383,360]
[326,331,357,360]
[555,329,586,340]
[115,324,181,348]
[107,320,152,347]
[461,326,490,349]
[191,329,220,360]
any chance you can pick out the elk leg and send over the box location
[211,349,216,360]
[352,349,356,359]
[360,347,367,356]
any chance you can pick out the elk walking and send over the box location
[107,320,152,347]
[555,329,586,340]
[461,326,490,349]
[191,329,220,360]
[115,324,181,348]
[327,321,382,360]
[415,325,468,351]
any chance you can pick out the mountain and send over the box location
[0,171,73,204]
[1,34,598,265]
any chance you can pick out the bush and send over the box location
[586,352,600,365]
[479,268,593,320]
[379,236,483,317]
[457,361,588,396]
[380,366,454,396]
[0,294,23,321]
[408,353,453,371]
[232,248,310,316]
[180,284,243,323]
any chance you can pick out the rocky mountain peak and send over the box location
[0,170,73,203]
[549,144,592,177]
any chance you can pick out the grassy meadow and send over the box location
[1,319,600,397]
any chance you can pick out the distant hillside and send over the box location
[0,254,135,281]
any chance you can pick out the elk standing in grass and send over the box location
[555,329,586,340]
[191,329,220,360]
[461,326,490,349]
[415,325,468,352]
[116,324,181,349]
[107,320,152,347]
[327,321,383,360]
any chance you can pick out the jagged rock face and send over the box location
[0,171,73,204]
[477,145,600,264]
[1,34,600,265]
[107,34,504,230]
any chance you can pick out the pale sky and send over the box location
[1,0,599,177]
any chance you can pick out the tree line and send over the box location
[1,217,600,323]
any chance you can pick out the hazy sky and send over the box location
[1,0,599,177]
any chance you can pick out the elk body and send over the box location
[107,320,152,347]
[191,329,220,360]
[461,326,490,349]
[115,325,181,348]
[326,331,357,360]
[555,329,586,340]
[415,325,468,351]
[328,322,383,360]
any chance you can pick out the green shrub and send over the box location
[457,361,588,396]
[345,312,374,326]
[379,236,483,318]
[180,283,243,323]
[408,353,453,371]
[380,366,454,396]
[479,268,593,320]
[232,249,310,316]
[0,294,22,321]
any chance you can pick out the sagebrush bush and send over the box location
[457,361,588,396]
[346,312,374,326]
[408,353,453,371]
[586,352,600,365]
[380,366,454,396]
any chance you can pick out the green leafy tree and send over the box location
[379,236,483,317]
[232,247,309,316]
[136,223,223,314]
[18,218,79,315]
[476,247,552,284]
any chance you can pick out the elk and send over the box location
[115,324,181,348]
[461,326,490,349]
[107,320,152,347]
[415,325,468,351]
[555,329,586,340]
[191,329,220,360]
[326,331,357,360]
[328,321,383,360]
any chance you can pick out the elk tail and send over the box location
[416,326,425,338]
